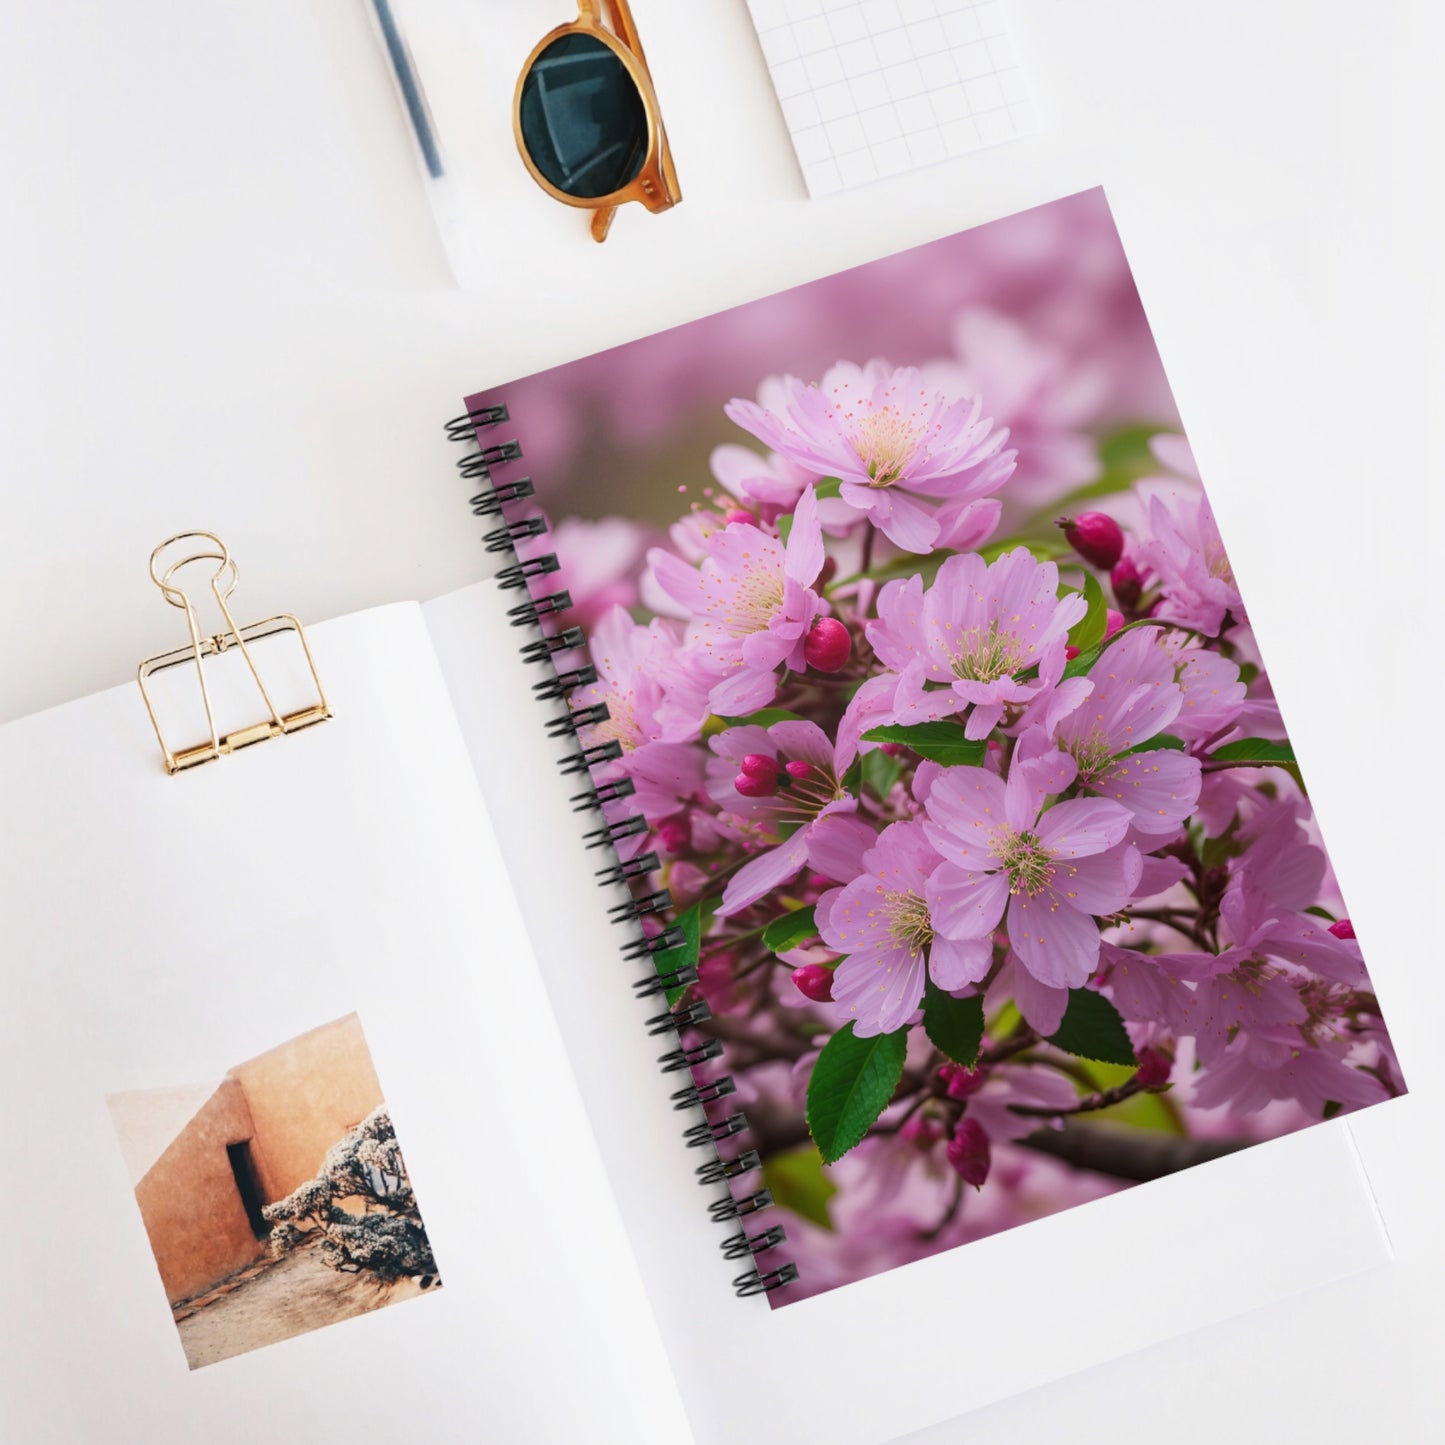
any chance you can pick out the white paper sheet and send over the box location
[0,604,689,1444]
[424,580,1393,1445]
[744,0,1039,196]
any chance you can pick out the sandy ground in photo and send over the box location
[176,1239,431,1369]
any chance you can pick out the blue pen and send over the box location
[369,0,444,179]
[364,0,483,284]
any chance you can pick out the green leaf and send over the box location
[760,1146,838,1231]
[653,900,703,1007]
[1211,737,1297,765]
[860,747,904,800]
[776,513,794,543]
[1322,1100,1342,1120]
[1123,733,1186,756]
[763,905,818,953]
[1067,570,1108,654]
[806,1023,909,1164]
[861,721,987,767]
[814,477,843,499]
[718,707,808,728]
[922,984,985,1067]
[1046,988,1136,1066]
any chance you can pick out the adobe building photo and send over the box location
[107,1013,440,1369]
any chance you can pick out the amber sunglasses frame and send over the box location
[513,0,681,242]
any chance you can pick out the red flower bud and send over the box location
[656,816,692,857]
[1328,918,1356,941]
[1057,511,1125,570]
[937,1061,987,1100]
[803,616,851,673]
[734,770,779,798]
[946,1117,991,1188]
[723,508,753,526]
[739,753,781,781]
[784,760,813,780]
[1111,555,1143,610]
[791,963,835,1002]
[901,1114,946,1150]
[1104,608,1124,641]
[1135,1047,1173,1090]
[1064,644,1080,661]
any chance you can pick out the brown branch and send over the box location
[1018,1120,1251,1181]
[1007,1078,1146,1118]
[1122,908,1213,950]
[982,1026,1040,1064]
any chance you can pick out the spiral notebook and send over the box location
[0,188,1403,1445]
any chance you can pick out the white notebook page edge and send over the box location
[423,580,1393,1445]
[0,603,689,1445]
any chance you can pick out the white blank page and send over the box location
[745,0,1039,196]
[0,604,688,1444]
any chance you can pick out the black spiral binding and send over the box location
[447,399,796,1299]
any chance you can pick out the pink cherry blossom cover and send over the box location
[462,187,1405,1309]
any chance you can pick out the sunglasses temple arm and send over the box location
[590,205,619,243]
[601,0,643,56]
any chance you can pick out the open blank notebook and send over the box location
[0,583,1395,1445]
[744,0,1039,195]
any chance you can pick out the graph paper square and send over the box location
[746,0,1038,196]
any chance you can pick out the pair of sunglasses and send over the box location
[514,0,681,242]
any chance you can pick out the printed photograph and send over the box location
[479,187,1406,1307]
[107,1013,439,1368]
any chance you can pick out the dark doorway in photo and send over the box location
[227,1141,269,1239]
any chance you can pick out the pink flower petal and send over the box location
[926,865,1010,940]
[1033,796,1132,858]
[716,833,810,917]
[929,935,993,990]
[1006,890,1100,989]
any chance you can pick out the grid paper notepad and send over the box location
[745,0,1038,196]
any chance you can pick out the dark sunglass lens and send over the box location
[519,33,648,199]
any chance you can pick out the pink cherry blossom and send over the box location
[1192,982,1389,1116]
[576,606,706,818]
[818,822,988,1038]
[1133,436,1244,636]
[647,487,829,716]
[924,751,1141,990]
[709,720,870,917]
[708,442,857,534]
[1049,625,1202,835]
[725,360,1015,552]
[867,548,1088,739]
[1167,638,1247,743]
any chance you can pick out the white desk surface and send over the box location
[2,2,1441,1440]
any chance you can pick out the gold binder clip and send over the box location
[137,532,331,774]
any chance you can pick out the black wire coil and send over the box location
[448,397,797,1300]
